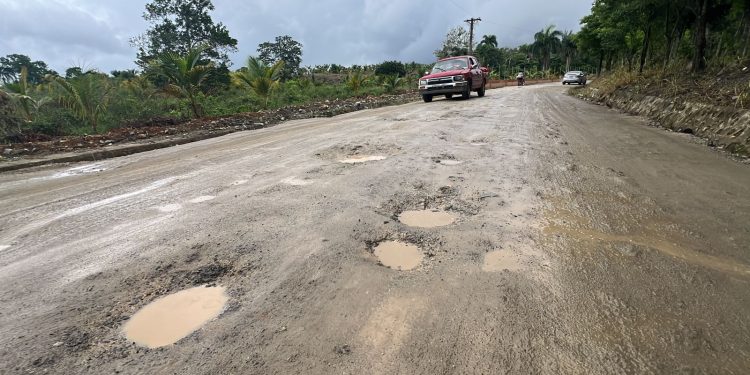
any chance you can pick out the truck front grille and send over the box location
[428,77,453,85]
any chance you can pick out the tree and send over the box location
[435,27,471,58]
[233,56,284,108]
[4,66,48,122]
[0,54,56,84]
[111,70,138,79]
[475,35,503,73]
[533,25,563,71]
[65,67,85,79]
[132,0,237,67]
[479,35,498,48]
[375,61,406,77]
[48,71,113,133]
[150,46,214,118]
[561,31,577,72]
[257,35,303,81]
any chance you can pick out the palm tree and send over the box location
[533,25,563,71]
[4,66,47,122]
[561,31,577,72]
[233,56,284,108]
[48,71,112,133]
[346,70,368,95]
[382,75,403,93]
[479,35,498,48]
[150,45,213,118]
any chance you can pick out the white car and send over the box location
[562,71,587,85]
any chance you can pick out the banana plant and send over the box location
[4,66,47,122]
[150,45,213,118]
[48,70,112,133]
[233,56,284,108]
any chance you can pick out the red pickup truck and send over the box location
[418,55,489,102]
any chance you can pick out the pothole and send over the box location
[339,155,387,164]
[189,196,216,203]
[157,204,182,213]
[123,286,228,349]
[482,251,524,272]
[438,160,463,166]
[51,164,107,179]
[398,210,457,228]
[373,241,424,271]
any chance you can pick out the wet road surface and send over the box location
[1,84,749,374]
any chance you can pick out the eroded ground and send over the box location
[1,84,748,374]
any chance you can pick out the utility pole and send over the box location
[465,17,481,55]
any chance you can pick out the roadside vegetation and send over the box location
[2,0,748,143]
[575,0,750,109]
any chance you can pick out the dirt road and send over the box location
[1,84,748,374]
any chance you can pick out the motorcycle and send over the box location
[517,76,525,86]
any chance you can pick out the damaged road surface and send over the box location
[1,84,749,374]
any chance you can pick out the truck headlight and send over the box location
[453,75,464,82]
[419,79,428,85]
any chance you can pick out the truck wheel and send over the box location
[422,94,433,103]
[445,94,453,99]
[462,81,471,99]
[477,80,486,97]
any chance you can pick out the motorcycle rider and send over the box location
[516,71,525,86]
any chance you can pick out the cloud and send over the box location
[0,0,592,73]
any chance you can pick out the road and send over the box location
[1,84,749,374]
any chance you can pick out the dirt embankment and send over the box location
[573,70,750,157]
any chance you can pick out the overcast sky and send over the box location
[0,0,593,73]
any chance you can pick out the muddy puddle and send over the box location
[123,286,228,348]
[339,155,387,164]
[398,210,456,228]
[189,196,216,203]
[482,250,524,272]
[374,241,424,271]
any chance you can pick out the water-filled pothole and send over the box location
[339,155,387,164]
[482,251,523,272]
[123,286,228,348]
[373,241,424,271]
[398,210,456,228]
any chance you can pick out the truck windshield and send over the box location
[432,59,468,73]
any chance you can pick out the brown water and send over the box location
[374,241,424,270]
[482,250,524,272]
[339,155,387,164]
[398,210,456,228]
[123,286,228,348]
